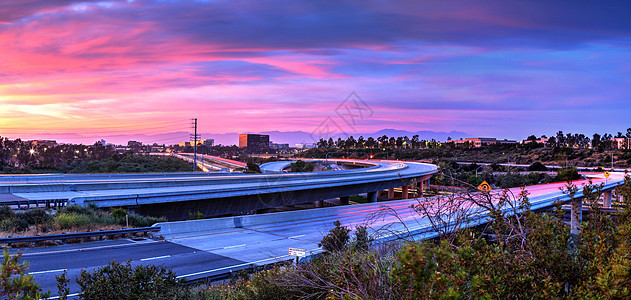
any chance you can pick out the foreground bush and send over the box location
[1,250,48,299]
[75,260,183,300]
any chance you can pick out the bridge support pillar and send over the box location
[388,188,395,200]
[339,196,350,205]
[570,198,583,235]
[603,191,612,208]
[367,191,378,203]
[417,181,424,197]
[402,185,409,199]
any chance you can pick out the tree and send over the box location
[1,250,48,300]
[319,220,350,252]
[357,136,365,149]
[377,135,389,148]
[335,138,344,149]
[327,138,335,148]
[246,162,261,173]
[556,131,565,147]
[592,133,602,150]
[290,160,314,172]
[345,136,357,149]
[366,137,376,149]
[412,135,420,149]
[396,137,404,148]
[317,138,327,149]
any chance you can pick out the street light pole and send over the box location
[611,150,614,171]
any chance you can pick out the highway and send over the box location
[14,171,626,298]
[0,160,438,219]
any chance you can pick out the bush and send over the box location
[1,250,48,299]
[111,208,127,219]
[126,214,165,227]
[528,161,548,171]
[246,162,261,173]
[556,167,581,182]
[75,260,183,300]
[54,213,91,229]
[290,160,314,172]
[24,209,51,225]
[188,211,205,220]
[0,207,49,232]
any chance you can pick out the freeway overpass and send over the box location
[0,160,437,220]
[15,171,626,298]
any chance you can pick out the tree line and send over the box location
[315,128,631,151]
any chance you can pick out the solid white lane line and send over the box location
[289,234,305,239]
[140,255,171,261]
[176,248,322,279]
[29,268,66,275]
[223,244,246,249]
[48,292,80,299]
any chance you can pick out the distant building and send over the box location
[295,143,316,149]
[523,138,549,145]
[239,134,270,153]
[179,141,191,147]
[192,138,214,147]
[269,142,290,150]
[452,138,497,148]
[28,140,57,147]
[497,139,517,145]
[452,137,516,148]
[127,141,142,148]
[612,137,629,149]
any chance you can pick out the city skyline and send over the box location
[1,1,630,142]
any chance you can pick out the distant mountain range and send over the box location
[14,129,471,146]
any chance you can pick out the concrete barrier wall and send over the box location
[156,205,344,238]
[155,217,235,237]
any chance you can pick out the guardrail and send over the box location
[0,227,160,244]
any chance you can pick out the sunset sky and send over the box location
[1,0,630,143]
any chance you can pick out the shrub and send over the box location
[188,211,205,220]
[290,160,314,172]
[54,213,91,229]
[126,214,165,227]
[111,208,127,219]
[246,162,261,173]
[1,250,48,299]
[528,161,548,171]
[75,260,183,300]
[24,209,51,225]
[556,167,581,182]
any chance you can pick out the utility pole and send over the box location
[611,150,614,171]
[190,118,200,172]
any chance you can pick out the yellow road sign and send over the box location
[478,181,492,192]
[604,171,610,178]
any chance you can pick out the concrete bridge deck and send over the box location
[0,160,438,219]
